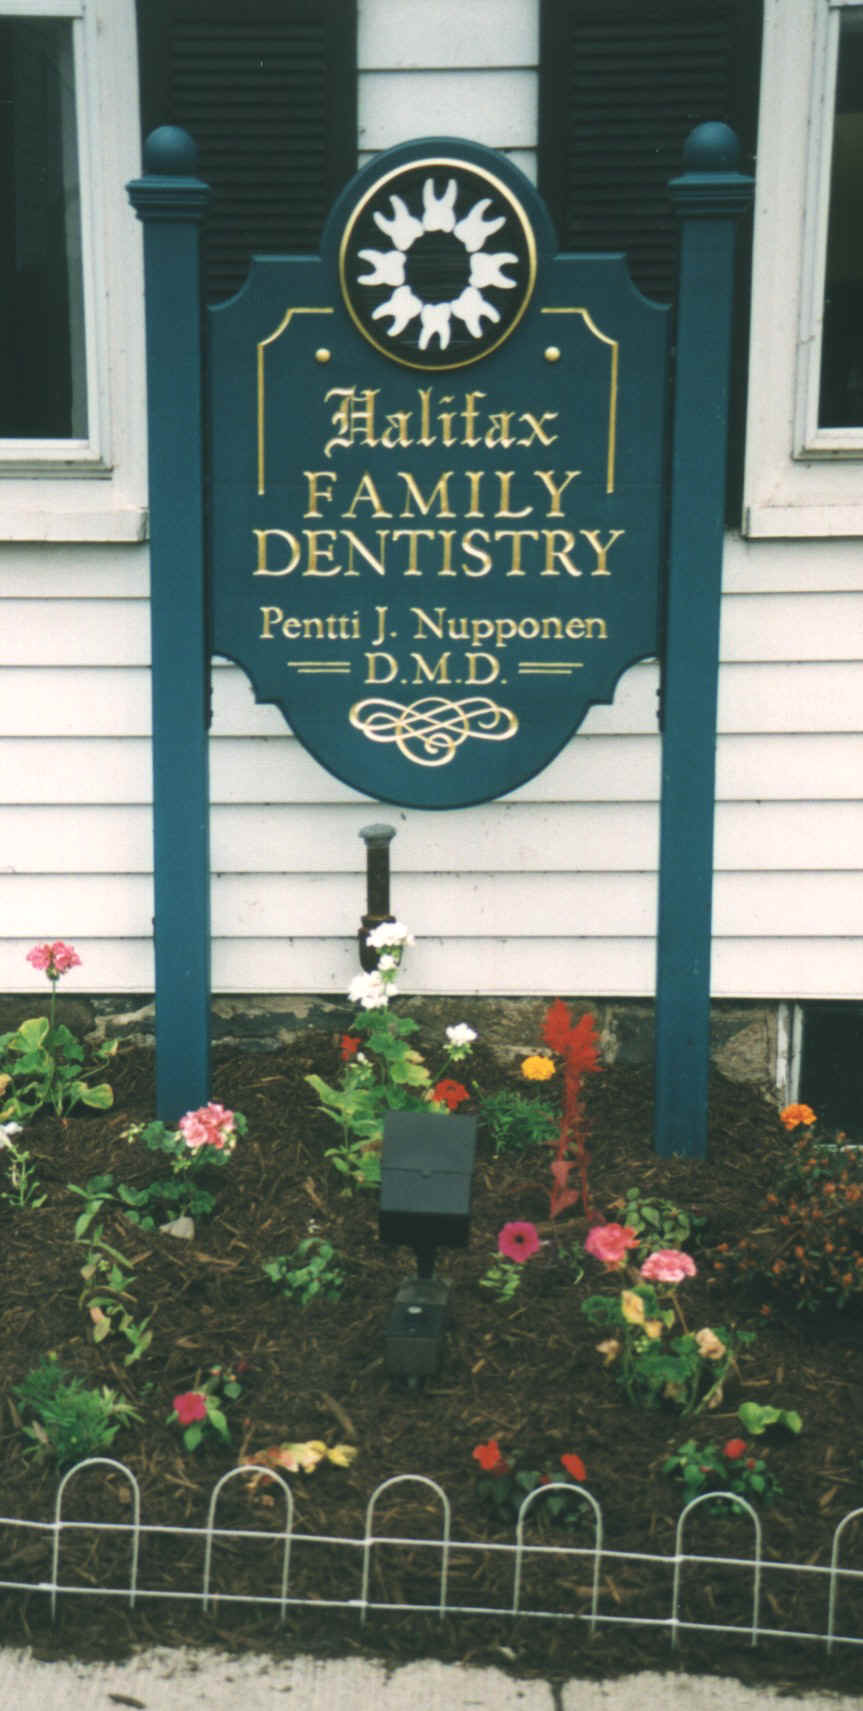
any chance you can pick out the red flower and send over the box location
[173,1391,208,1426]
[560,1452,586,1481]
[341,1034,361,1061]
[542,997,575,1055]
[432,1078,469,1111]
[472,1437,509,1474]
[723,1438,747,1461]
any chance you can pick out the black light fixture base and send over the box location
[384,1275,451,1382]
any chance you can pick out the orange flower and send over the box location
[779,1103,817,1131]
[520,1054,556,1082]
[560,1452,586,1481]
[472,1438,508,1474]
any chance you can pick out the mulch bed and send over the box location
[1,1023,862,1692]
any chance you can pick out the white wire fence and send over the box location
[0,1458,861,1654]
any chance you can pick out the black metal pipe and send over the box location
[358,822,396,970]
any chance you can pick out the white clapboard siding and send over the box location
[358,0,538,70]
[358,69,537,154]
[0,544,149,599]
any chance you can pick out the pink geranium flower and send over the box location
[640,1248,697,1284]
[584,1223,639,1268]
[26,940,81,978]
[172,1391,207,1426]
[179,1102,237,1152]
[497,1221,541,1263]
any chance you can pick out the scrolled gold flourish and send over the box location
[349,695,519,767]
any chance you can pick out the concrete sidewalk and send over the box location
[0,1651,861,1710]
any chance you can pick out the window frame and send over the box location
[744,0,863,536]
[0,0,147,542]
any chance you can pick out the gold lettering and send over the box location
[398,471,455,517]
[517,410,558,448]
[343,528,388,577]
[365,650,398,683]
[303,470,337,516]
[253,528,301,576]
[534,469,581,515]
[391,528,435,575]
[581,528,625,575]
[461,528,493,577]
[411,651,452,684]
[495,528,540,576]
[381,411,413,448]
[495,471,532,518]
[259,605,283,638]
[464,471,484,517]
[465,651,500,683]
[303,529,340,576]
[461,391,486,446]
[542,528,582,576]
[485,411,515,448]
[324,387,378,456]
[411,606,446,641]
[344,472,391,517]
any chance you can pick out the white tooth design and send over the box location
[373,195,424,249]
[451,286,500,338]
[357,248,406,287]
[371,284,423,336]
[421,177,458,232]
[469,250,518,291]
[418,303,453,350]
[454,198,506,252]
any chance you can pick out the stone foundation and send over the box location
[0,992,782,1097]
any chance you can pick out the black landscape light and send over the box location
[379,1110,477,1382]
[358,822,396,970]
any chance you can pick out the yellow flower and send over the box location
[521,1054,556,1082]
[620,1289,645,1324]
[596,1338,620,1365]
[0,1072,10,1096]
[644,1319,664,1340]
[327,1443,358,1468]
[694,1326,726,1361]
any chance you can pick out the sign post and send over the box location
[129,125,750,1149]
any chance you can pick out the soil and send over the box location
[1,1024,862,1693]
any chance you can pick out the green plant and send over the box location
[0,943,115,1123]
[662,1435,783,1506]
[122,1102,245,1220]
[262,1237,345,1305]
[77,1229,154,1366]
[477,1087,558,1155]
[737,1401,802,1437]
[0,1122,46,1208]
[13,1354,140,1465]
[306,925,476,1187]
[716,1104,863,1310]
[611,1186,700,1255]
[479,1257,524,1302]
[581,1282,751,1414]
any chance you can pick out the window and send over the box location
[0,15,87,438]
[0,0,147,541]
[745,0,863,535]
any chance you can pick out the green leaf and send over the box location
[79,1083,114,1110]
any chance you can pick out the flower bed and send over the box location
[1,948,862,1690]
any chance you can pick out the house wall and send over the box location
[1,0,861,1027]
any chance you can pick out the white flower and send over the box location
[348,970,392,1010]
[446,1024,477,1049]
[377,953,397,972]
[366,919,414,951]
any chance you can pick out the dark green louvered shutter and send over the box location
[539,0,762,520]
[137,0,356,303]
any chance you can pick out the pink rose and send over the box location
[584,1223,639,1268]
[639,1249,697,1284]
[179,1101,236,1152]
[497,1220,541,1263]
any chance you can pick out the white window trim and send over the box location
[744,0,863,537]
[0,0,147,542]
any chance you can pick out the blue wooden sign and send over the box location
[208,139,668,810]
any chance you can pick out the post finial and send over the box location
[143,126,199,176]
